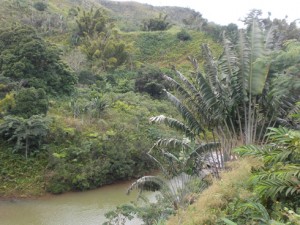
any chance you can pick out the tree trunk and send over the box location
[25,137,28,159]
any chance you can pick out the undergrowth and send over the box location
[0,144,47,198]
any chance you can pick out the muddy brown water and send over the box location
[0,180,148,225]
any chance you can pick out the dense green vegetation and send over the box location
[103,8,300,225]
[0,1,299,225]
[167,127,300,224]
[0,0,195,196]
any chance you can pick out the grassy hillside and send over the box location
[99,0,206,31]
[125,28,222,69]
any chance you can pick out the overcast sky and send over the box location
[112,0,300,26]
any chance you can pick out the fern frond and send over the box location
[250,164,300,184]
[234,144,269,157]
[254,177,300,199]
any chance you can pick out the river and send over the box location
[0,180,147,225]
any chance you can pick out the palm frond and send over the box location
[247,19,269,96]
[219,32,239,98]
[267,126,299,144]
[193,142,221,155]
[267,75,300,119]
[163,74,195,99]
[251,164,300,183]
[151,138,192,151]
[220,32,238,76]
[162,75,208,121]
[236,29,250,101]
[249,19,265,62]
[149,115,195,138]
[251,57,270,95]
[165,91,204,135]
[202,43,220,94]
[195,71,220,121]
[127,176,167,195]
[173,70,198,95]
[264,25,276,51]
[240,201,271,222]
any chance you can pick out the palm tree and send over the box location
[149,18,299,171]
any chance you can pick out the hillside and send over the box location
[1,0,221,69]
[99,0,207,31]
[1,1,299,224]
[0,0,223,197]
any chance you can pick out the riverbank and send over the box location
[0,170,157,201]
[0,142,160,201]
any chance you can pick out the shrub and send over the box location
[33,2,47,11]
[177,29,192,41]
[141,14,171,31]
[0,26,76,95]
[78,70,98,85]
[135,66,169,99]
[10,87,48,118]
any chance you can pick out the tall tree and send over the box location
[0,26,76,95]
[73,7,130,71]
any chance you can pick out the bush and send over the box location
[177,29,192,41]
[141,14,171,31]
[10,87,48,118]
[0,26,76,95]
[78,70,98,85]
[33,2,47,11]
[135,66,169,99]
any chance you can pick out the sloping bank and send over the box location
[167,157,261,225]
